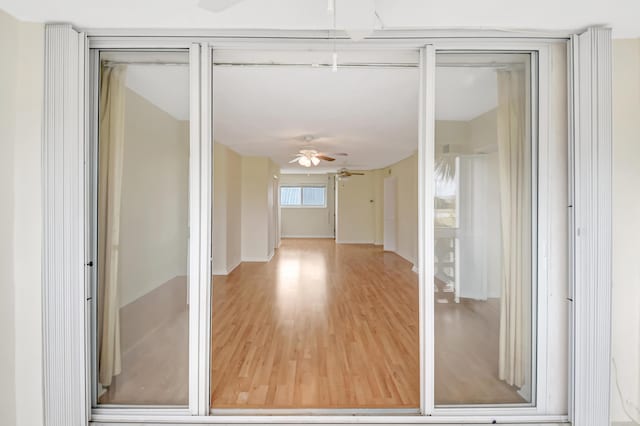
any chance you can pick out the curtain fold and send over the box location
[497,68,530,388]
[98,64,127,387]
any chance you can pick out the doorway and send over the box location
[209,48,421,410]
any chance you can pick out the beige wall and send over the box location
[213,143,229,274]
[336,171,377,244]
[280,174,336,238]
[213,142,243,274]
[241,156,278,261]
[214,147,279,271]
[118,88,189,306]
[268,160,280,256]
[469,109,498,151]
[0,11,18,426]
[373,169,385,245]
[337,154,418,266]
[0,9,44,426]
[435,120,470,154]
[383,153,419,266]
[611,38,640,424]
[227,148,243,270]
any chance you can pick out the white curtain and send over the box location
[98,64,127,387]
[497,67,530,388]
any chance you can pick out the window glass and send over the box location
[434,52,534,406]
[301,187,326,206]
[96,51,190,406]
[280,186,302,206]
[280,186,326,207]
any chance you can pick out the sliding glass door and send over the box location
[431,52,536,407]
[88,39,560,422]
[93,50,193,407]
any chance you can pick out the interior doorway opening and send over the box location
[209,48,421,410]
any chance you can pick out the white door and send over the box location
[456,155,488,300]
[383,176,397,252]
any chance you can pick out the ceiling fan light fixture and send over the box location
[299,156,312,167]
[311,156,320,166]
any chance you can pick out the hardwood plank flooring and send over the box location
[434,295,525,404]
[99,238,524,407]
[211,239,420,408]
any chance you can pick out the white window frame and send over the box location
[42,25,611,426]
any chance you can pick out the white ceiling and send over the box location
[1,0,639,38]
[116,51,502,173]
[125,65,190,121]
[213,65,419,173]
[435,67,497,121]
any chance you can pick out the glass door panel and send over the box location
[433,52,535,406]
[95,51,190,406]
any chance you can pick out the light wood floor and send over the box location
[100,238,523,407]
[211,239,420,408]
[434,284,525,404]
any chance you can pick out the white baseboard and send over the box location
[411,265,418,274]
[213,258,242,276]
[226,258,241,274]
[281,235,335,239]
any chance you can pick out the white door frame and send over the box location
[42,25,611,426]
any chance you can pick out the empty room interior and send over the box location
[95,48,534,410]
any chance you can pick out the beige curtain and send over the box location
[497,67,530,388]
[98,64,127,387]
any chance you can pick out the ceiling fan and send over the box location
[289,149,337,167]
[337,168,365,178]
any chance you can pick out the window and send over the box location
[280,186,326,207]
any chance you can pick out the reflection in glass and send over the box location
[434,53,533,405]
[97,52,190,405]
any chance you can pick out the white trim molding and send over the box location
[187,43,213,416]
[42,24,89,426]
[569,26,613,426]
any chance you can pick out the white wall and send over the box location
[469,109,501,298]
[117,88,189,306]
[0,9,44,426]
[611,38,640,425]
[280,174,335,238]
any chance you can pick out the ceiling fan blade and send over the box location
[316,155,335,162]
[198,0,245,12]
[351,172,365,175]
